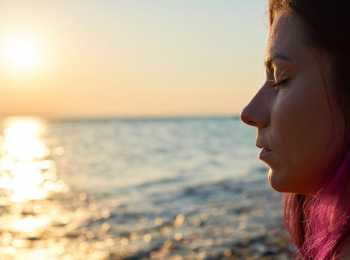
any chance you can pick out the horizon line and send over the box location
[0,113,241,122]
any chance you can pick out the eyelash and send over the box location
[266,77,289,89]
[272,78,289,88]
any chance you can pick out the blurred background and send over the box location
[0,1,294,259]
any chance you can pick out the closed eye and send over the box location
[272,78,290,88]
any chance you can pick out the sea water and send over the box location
[0,116,292,259]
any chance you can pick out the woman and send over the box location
[240,1,350,259]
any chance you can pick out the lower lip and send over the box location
[259,148,272,160]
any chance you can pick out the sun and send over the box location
[0,34,42,74]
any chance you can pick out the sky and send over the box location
[0,0,268,119]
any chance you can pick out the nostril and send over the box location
[245,120,257,127]
[247,120,256,126]
[242,117,257,127]
[240,111,255,126]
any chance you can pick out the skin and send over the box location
[240,10,346,195]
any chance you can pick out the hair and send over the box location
[269,1,350,259]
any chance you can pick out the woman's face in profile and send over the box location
[240,11,345,195]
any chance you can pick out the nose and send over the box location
[240,90,270,129]
[240,106,260,127]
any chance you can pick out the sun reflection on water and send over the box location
[0,117,119,259]
[0,117,66,203]
[0,117,75,258]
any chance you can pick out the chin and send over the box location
[267,169,312,194]
[267,168,291,193]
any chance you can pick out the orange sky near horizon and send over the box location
[0,1,267,118]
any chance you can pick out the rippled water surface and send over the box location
[0,117,294,259]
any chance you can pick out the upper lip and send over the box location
[256,141,272,151]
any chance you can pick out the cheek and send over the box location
[268,80,335,193]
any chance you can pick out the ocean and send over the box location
[0,116,294,259]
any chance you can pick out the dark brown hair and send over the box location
[269,1,350,259]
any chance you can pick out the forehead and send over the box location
[266,11,308,59]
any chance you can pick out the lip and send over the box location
[259,148,273,160]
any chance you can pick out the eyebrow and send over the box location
[264,53,292,69]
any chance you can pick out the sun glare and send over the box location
[0,117,67,203]
[0,34,42,74]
